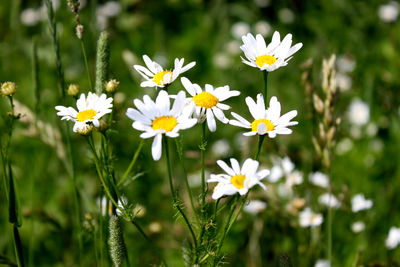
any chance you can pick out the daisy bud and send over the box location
[96,119,109,132]
[105,79,120,93]
[76,24,84,40]
[67,84,80,97]
[1,82,17,96]
[76,124,93,135]
[109,215,127,267]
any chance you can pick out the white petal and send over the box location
[151,134,162,161]
[206,109,216,132]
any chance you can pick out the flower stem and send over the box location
[163,137,198,249]
[263,71,269,102]
[213,195,239,266]
[118,140,144,187]
[175,138,198,223]
[254,135,266,161]
[200,122,207,214]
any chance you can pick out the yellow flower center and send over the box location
[192,92,219,109]
[255,55,277,68]
[77,109,97,122]
[152,116,178,132]
[251,118,275,132]
[231,174,246,189]
[153,70,173,86]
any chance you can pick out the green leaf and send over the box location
[8,163,22,227]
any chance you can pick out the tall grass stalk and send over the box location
[45,0,83,260]
[95,32,110,95]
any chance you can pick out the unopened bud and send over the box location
[67,84,80,96]
[327,126,335,141]
[319,123,326,142]
[1,82,17,96]
[76,25,84,39]
[312,93,324,114]
[96,119,109,132]
[105,79,120,93]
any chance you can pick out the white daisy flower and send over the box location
[229,94,298,138]
[386,227,400,249]
[351,194,373,212]
[207,158,269,200]
[240,31,302,72]
[308,172,329,188]
[181,77,240,132]
[126,90,197,161]
[55,92,113,134]
[299,208,323,228]
[133,55,195,88]
[318,193,341,209]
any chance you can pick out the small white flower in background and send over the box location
[285,170,303,188]
[299,208,323,227]
[335,138,354,155]
[211,139,232,158]
[348,99,370,126]
[269,156,295,182]
[21,8,40,26]
[243,200,267,215]
[240,31,302,72]
[188,169,211,188]
[133,55,195,88]
[207,158,269,200]
[55,92,113,134]
[318,193,341,209]
[254,20,272,37]
[278,8,295,24]
[386,227,400,249]
[337,55,356,73]
[254,0,270,8]
[366,123,378,137]
[213,52,232,69]
[315,259,330,267]
[336,73,352,92]
[231,21,251,39]
[96,1,121,30]
[308,172,329,188]
[351,194,373,212]
[230,94,298,138]
[126,90,197,161]
[225,40,242,55]
[351,221,366,233]
[97,196,126,217]
[181,77,240,132]
[378,2,399,23]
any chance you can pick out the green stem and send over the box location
[213,195,239,266]
[254,135,265,161]
[263,71,269,103]
[328,180,332,264]
[118,140,144,187]
[80,39,92,91]
[163,137,198,249]
[175,138,198,223]
[200,122,207,216]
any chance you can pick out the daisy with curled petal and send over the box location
[181,77,240,132]
[240,31,303,72]
[126,90,197,161]
[207,158,269,200]
[133,55,196,88]
[229,94,298,138]
[55,92,113,134]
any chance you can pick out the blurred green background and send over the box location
[1,0,400,266]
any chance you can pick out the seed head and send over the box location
[67,84,80,97]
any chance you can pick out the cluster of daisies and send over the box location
[55,31,302,200]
